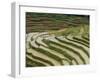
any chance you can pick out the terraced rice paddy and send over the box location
[26,12,89,67]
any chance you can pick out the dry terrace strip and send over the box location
[26,32,89,67]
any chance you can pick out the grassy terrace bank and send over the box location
[26,12,89,33]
